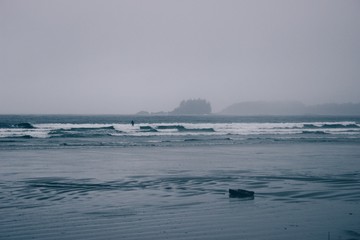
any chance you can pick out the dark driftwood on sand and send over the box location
[229,189,255,198]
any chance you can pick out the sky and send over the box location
[1,0,360,114]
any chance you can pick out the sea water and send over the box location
[1,115,360,149]
[0,115,359,239]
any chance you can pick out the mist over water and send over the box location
[1,0,360,114]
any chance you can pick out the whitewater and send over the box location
[1,115,360,149]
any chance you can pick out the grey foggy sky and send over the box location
[1,0,360,114]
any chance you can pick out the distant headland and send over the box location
[220,101,360,116]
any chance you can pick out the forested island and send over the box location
[171,99,212,115]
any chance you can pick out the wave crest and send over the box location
[303,123,359,129]
[0,122,35,129]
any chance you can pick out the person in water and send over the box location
[131,120,134,126]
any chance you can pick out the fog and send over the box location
[1,0,360,114]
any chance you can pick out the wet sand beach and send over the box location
[1,143,359,240]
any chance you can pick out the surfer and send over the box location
[131,120,134,126]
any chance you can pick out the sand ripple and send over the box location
[2,170,358,206]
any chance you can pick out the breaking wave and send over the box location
[138,125,216,133]
[157,125,215,132]
[5,134,34,139]
[49,126,118,138]
[140,126,158,132]
[0,122,35,129]
[301,131,328,135]
[0,118,360,148]
[67,126,115,131]
[156,125,185,130]
[302,123,359,129]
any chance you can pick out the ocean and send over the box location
[1,115,359,239]
[1,115,360,149]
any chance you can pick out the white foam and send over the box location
[0,129,49,138]
[1,121,359,138]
